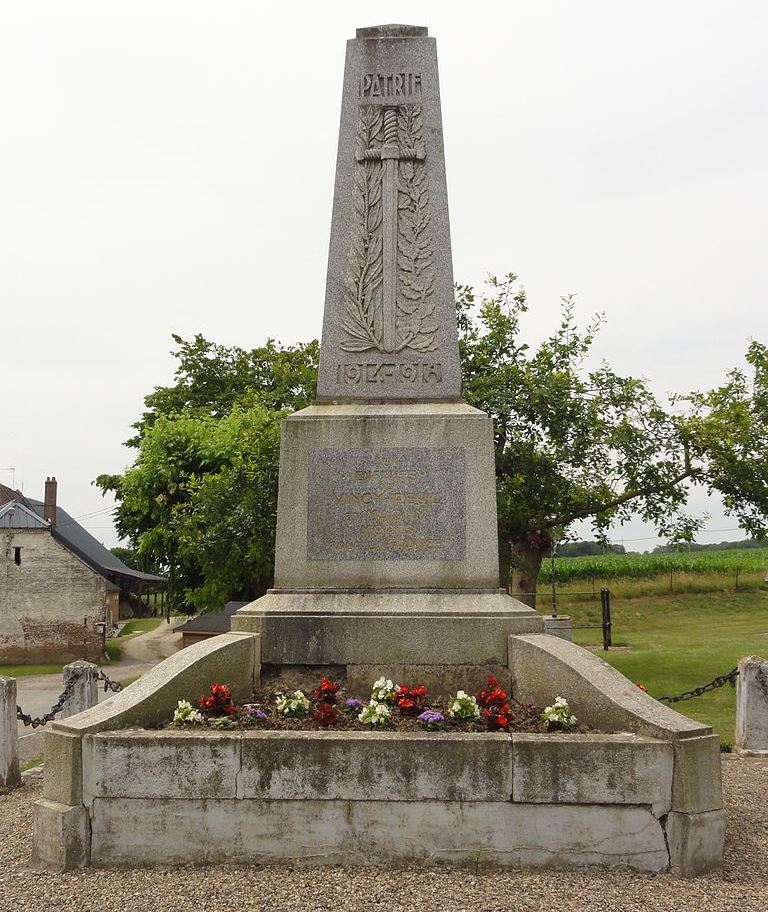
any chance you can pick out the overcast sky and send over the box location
[2,2,766,550]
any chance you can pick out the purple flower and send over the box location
[345,698,365,711]
[417,710,445,725]
[245,706,268,721]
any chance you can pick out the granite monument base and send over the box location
[232,588,542,695]
[272,402,502,590]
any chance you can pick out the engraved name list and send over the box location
[307,447,465,561]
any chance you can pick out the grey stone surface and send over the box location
[512,733,673,816]
[88,797,668,871]
[316,26,461,401]
[32,799,90,871]
[61,661,98,719]
[735,654,768,753]
[306,446,465,561]
[671,734,723,813]
[542,615,573,641]
[272,403,500,589]
[42,729,82,806]
[509,634,712,740]
[50,632,258,735]
[238,731,512,801]
[234,589,541,666]
[0,676,20,790]
[666,809,727,876]
[83,732,241,804]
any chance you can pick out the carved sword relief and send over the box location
[341,104,437,354]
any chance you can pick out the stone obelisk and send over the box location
[234,25,541,692]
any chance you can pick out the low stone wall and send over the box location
[42,729,678,871]
[32,630,725,876]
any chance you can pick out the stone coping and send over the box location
[509,634,712,741]
[51,632,258,736]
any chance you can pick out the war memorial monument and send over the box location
[33,25,725,875]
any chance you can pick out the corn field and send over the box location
[539,547,768,585]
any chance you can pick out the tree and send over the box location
[98,334,316,612]
[100,279,767,611]
[458,274,768,604]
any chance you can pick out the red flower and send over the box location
[313,701,339,727]
[394,683,428,715]
[496,715,509,729]
[313,677,340,704]
[198,682,238,717]
[636,683,649,694]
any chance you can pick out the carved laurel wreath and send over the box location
[341,105,436,354]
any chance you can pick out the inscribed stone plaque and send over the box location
[307,447,466,561]
[315,25,462,401]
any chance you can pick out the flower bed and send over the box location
[164,676,591,735]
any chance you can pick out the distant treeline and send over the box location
[558,542,627,557]
[560,539,766,558]
[652,539,768,553]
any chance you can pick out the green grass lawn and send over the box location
[117,616,164,637]
[0,662,65,678]
[549,587,768,748]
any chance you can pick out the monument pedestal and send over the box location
[233,400,542,691]
[233,588,542,694]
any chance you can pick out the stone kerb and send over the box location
[735,654,768,754]
[0,675,21,791]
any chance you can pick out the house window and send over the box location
[14,547,22,566]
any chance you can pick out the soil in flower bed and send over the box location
[159,675,594,735]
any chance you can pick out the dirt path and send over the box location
[14,618,184,762]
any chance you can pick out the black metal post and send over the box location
[601,587,612,651]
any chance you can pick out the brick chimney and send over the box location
[44,476,57,528]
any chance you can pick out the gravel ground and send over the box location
[1,758,766,912]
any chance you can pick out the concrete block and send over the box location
[83,732,240,804]
[89,798,668,871]
[51,632,258,735]
[32,799,90,871]
[672,734,723,813]
[509,634,711,740]
[512,733,673,815]
[61,661,98,719]
[735,655,768,753]
[666,809,726,876]
[542,615,573,641]
[42,729,82,805]
[0,676,20,790]
[238,731,512,801]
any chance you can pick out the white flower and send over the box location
[359,699,392,726]
[541,696,576,730]
[173,699,204,725]
[447,691,480,720]
[275,690,309,717]
[370,677,396,703]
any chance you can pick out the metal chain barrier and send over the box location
[658,667,739,704]
[95,670,124,693]
[15,667,124,728]
[16,676,78,728]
